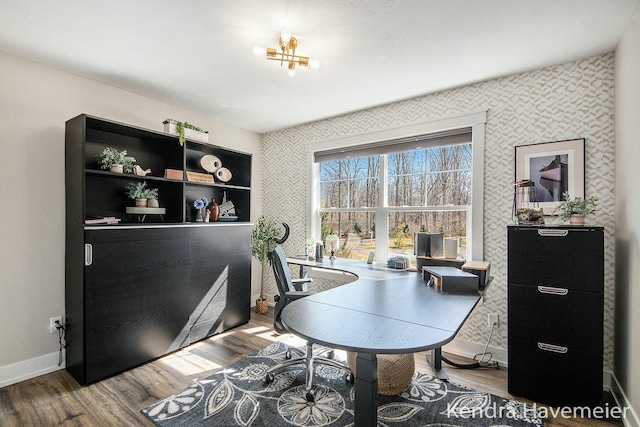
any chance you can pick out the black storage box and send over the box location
[422,266,479,293]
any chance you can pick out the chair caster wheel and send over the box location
[346,373,354,383]
[265,372,275,384]
[285,350,292,359]
[305,389,315,402]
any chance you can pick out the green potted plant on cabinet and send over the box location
[251,216,282,314]
[96,147,136,174]
[556,191,598,225]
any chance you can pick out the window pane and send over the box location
[320,157,379,208]
[321,211,375,260]
[388,144,472,207]
[388,211,468,262]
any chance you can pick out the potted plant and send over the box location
[251,216,282,314]
[125,181,152,207]
[96,147,136,174]
[163,119,209,146]
[144,187,160,208]
[556,191,598,225]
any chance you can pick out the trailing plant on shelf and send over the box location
[556,191,598,223]
[163,119,208,146]
[96,147,136,173]
[251,216,282,313]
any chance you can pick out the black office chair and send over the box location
[264,223,352,402]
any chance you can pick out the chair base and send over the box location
[265,342,353,402]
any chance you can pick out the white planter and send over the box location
[164,123,209,143]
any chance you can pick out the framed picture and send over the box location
[514,138,585,214]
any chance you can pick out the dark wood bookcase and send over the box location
[507,225,604,408]
[65,114,252,385]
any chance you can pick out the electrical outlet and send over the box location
[50,316,63,334]
[488,313,500,329]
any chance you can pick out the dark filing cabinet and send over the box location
[507,225,604,408]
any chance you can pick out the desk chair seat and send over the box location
[265,240,352,402]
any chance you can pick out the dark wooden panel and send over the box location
[84,228,191,383]
[508,338,603,408]
[508,283,603,353]
[507,226,603,292]
[189,225,251,342]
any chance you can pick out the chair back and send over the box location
[270,245,295,298]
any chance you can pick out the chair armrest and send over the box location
[285,290,315,300]
[292,278,312,291]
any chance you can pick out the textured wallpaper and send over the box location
[262,54,615,370]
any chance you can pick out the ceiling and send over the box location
[0,0,636,134]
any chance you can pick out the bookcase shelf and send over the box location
[67,114,251,225]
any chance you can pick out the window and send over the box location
[318,143,471,263]
[307,111,486,263]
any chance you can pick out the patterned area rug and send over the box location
[142,342,543,426]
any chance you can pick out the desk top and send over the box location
[281,257,485,354]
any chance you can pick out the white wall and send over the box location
[614,1,640,421]
[0,52,262,385]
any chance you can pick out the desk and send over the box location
[281,257,486,427]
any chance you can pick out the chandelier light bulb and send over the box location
[287,68,296,78]
[309,59,321,69]
[280,29,292,45]
[252,45,266,56]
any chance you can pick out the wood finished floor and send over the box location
[0,308,624,427]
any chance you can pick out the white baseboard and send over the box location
[0,351,65,388]
[610,372,640,427]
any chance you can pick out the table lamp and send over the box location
[325,234,339,260]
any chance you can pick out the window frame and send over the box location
[305,110,487,262]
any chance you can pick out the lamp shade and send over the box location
[325,234,339,253]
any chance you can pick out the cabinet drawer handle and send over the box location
[537,229,568,237]
[85,243,93,266]
[537,286,568,296]
[538,342,568,354]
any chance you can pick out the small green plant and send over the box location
[96,147,136,173]
[251,216,282,300]
[125,181,151,200]
[163,119,208,146]
[556,192,598,220]
[144,187,159,200]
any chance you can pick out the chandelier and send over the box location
[253,30,320,77]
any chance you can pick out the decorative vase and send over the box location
[147,198,159,208]
[195,207,205,222]
[255,298,268,314]
[207,200,220,222]
[110,164,124,174]
[569,214,586,225]
[135,198,148,207]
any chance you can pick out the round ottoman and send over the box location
[346,352,415,396]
